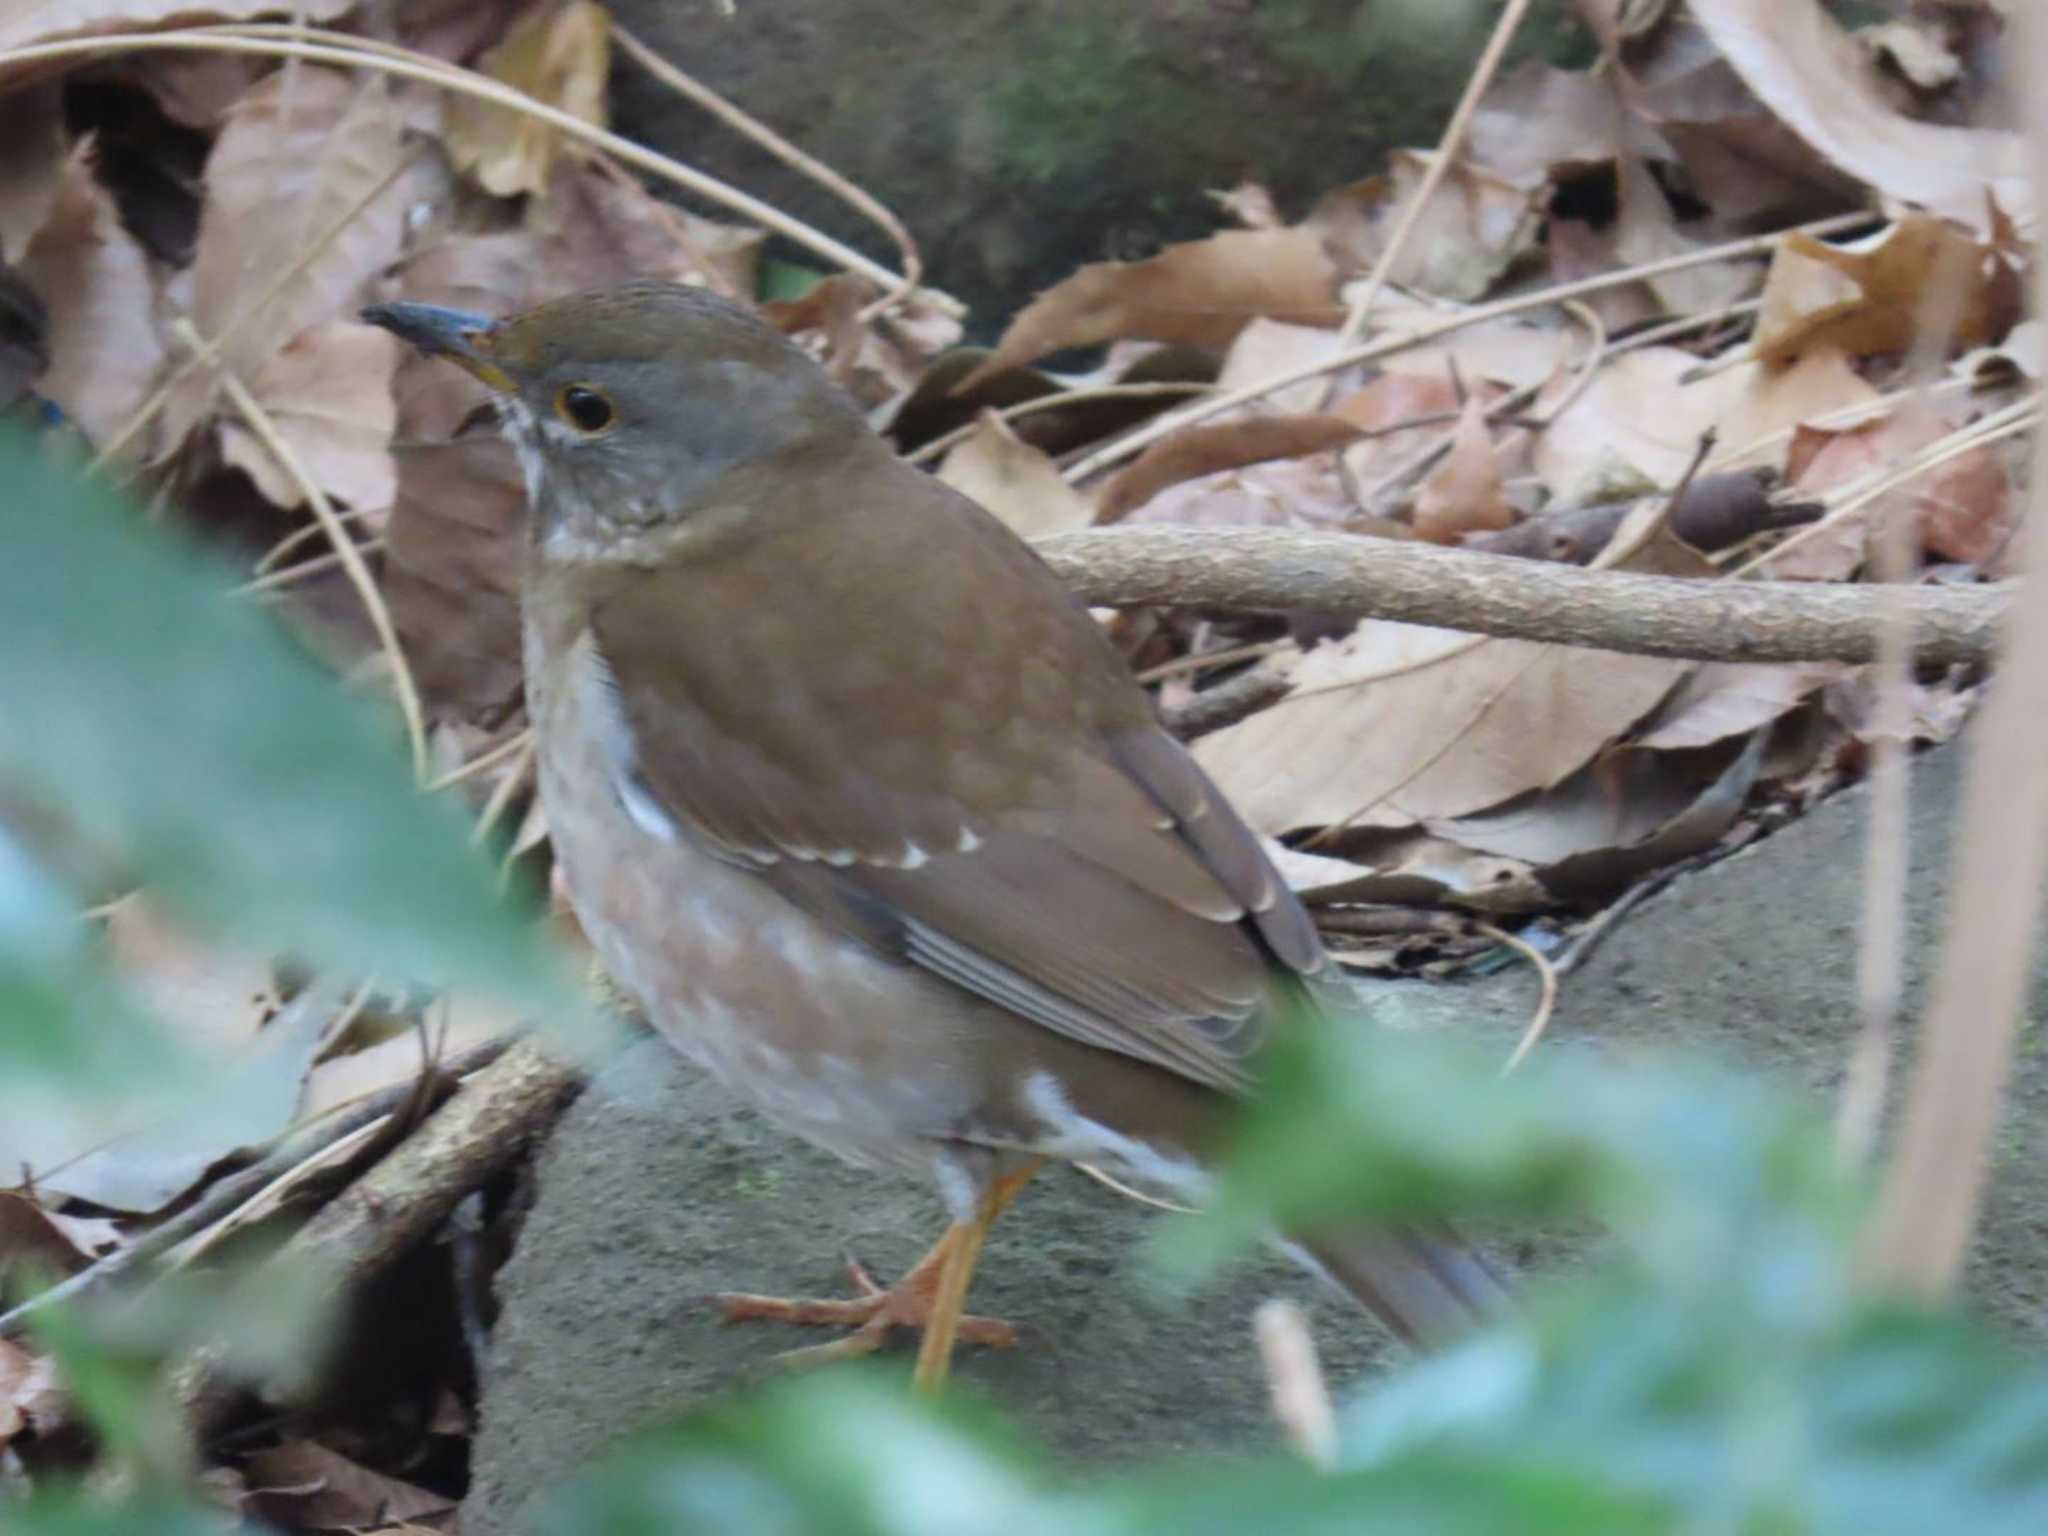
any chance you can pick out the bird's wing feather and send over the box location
[585,466,1328,1093]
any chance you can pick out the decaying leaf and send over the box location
[938,410,1095,536]
[1194,625,1688,833]
[244,1439,456,1530]
[1634,660,1840,750]
[161,64,421,453]
[1467,59,1667,193]
[1096,414,1361,523]
[218,319,399,511]
[445,0,610,197]
[1754,218,2021,366]
[1412,392,1515,542]
[16,138,165,449]
[1310,154,1542,302]
[959,228,1343,389]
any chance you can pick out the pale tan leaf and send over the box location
[1311,153,1543,302]
[1192,627,1686,832]
[17,139,165,448]
[1532,347,1753,504]
[1413,392,1514,543]
[218,320,399,511]
[1635,661,1840,750]
[1213,318,1353,414]
[1688,0,2029,234]
[445,0,610,198]
[960,228,1342,389]
[1467,59,1668,191]
[299,991,516,1120]
[938,410,1094,536]
[161,65,419,452]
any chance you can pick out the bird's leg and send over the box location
[712,1162,1040,1378]
[913,1162,1038,1392]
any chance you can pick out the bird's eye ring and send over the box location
[555,384,615,434]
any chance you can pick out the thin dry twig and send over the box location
[2,25,948,315]
[1061,212,1874,485]
[903,382,1214,468]
[1327,0,1533,354]
[1476,920,1561,1074]
[1862,32,2048,1293]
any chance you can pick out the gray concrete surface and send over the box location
[464,737,2048,1531]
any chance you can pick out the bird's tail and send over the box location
[1301,1223,1512,1347]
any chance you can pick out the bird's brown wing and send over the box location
[584,471,1327,1095]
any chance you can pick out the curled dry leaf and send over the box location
[1633,660,1840,750]
[17,139,165,449]
[1310,154,1542,302]
[1269,831,1548,915]
[1687,0,2029,234]
[1193,623,1688,833]
[1412,392,1515,543]
[445,0,610,198]
[1753,217,2021,367]
[161,65,420,454]
[957,227,1343,390]
[218,319,400,511]
[937,410,1095,537]
[1096,414,1361,523]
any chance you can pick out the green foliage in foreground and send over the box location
[7,430,2048,1533]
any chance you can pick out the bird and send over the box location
[365,280,1505,1392]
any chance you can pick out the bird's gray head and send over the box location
[365,280,867,560]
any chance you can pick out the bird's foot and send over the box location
[713,1248,1018,1368]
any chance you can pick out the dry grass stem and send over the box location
[903,382,1214,468]
[1327,0,1533,354]
[1481,919,1562,1073]
[1863,31,2048,1293]
[193,320,429,780]
[1062,212,1874,485]
[1254,1299,1337,1470]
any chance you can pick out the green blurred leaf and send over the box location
[533,1372,1052,1536]
[1158,1016,1856,1301]
[0,1491,239,1536]
[0,428,563,1005]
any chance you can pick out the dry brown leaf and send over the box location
[446,0,609,197]
[1193,625,1687,832]
[1413,392,1515,543]
[1711,347,1880,470]
[537,162,750,293]
[1310,154,1542,302]
[1775,406,2018,578]
[958,228,1343,389]
[1611,155,1762,316]
[244,1440,455,1531]
[937,410,1095,537]
[1212,317,1354,413]
[1634,661,1840,750]
[0,1190,91,1285]
[1754,218,2021,366]
[0,83,64,265]
[1533,347,1749,504]
[218,319,398,511]
[1210,181,1282,229]
[1688,0,2029,234]
[1096,414,1361,523]
[0,0,351,54]
[1124,451,1357,533]
[17,139,166,449]
[161,65,421,453]
[0,1337,64,1450]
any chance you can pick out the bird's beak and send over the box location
[361,302,518,393]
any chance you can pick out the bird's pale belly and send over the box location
[533,645,990,1175]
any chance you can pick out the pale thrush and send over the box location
[366,281,1504,1390]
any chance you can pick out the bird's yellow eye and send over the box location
[555,384,615,434]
